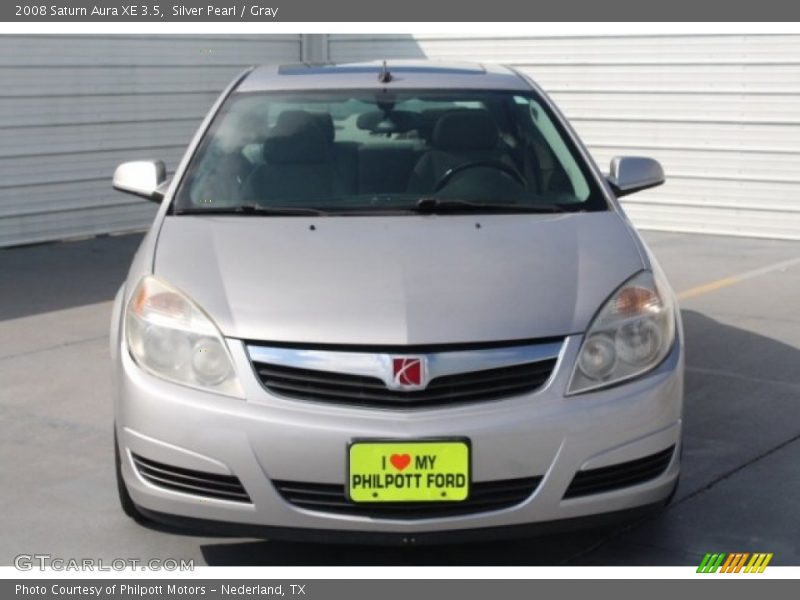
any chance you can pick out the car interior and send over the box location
[183,95,585,209]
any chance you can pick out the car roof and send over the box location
[236,60,532,93]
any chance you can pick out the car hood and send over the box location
[154,212,644,345]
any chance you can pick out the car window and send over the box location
[174,89,607,214]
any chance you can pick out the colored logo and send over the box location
[697,553,773,573]
[390,357,426,389]
[389,453,411,471]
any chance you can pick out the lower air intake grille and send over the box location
[273,477,542,519]
[131,453,251,503]
[563,446,675,499]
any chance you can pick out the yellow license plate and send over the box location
[347,440,470,503]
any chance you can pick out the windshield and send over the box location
[173,89,607,215]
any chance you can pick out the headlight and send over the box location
[567,269,675,395]
[125,276,243,398]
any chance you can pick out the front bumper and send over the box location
[114,334,683,541]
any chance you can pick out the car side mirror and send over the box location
[606,156,665,197]
[112,160,167,203]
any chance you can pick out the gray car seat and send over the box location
[406,109,513,194]
[279,110,360,195]
[244,111,336,203]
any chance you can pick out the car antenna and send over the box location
[378,60,393,83]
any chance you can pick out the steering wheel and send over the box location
[432,160,527,193]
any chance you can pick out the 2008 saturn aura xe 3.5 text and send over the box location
[110,61,683,544]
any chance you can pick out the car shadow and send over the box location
[0,232,144,321]
[671,309,800,499]
[198,527,616,566]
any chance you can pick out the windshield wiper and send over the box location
[414,197,572,214]
[173,203,329,216]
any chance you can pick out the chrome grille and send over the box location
[248,340,562,409]
[254,360,556,408]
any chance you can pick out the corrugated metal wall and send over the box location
[2,34,798,245]
[328,34,800,240]
[0,35,302,247]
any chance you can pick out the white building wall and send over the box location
[2,34,798,245]
[0,35,302,247]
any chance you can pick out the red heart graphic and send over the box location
[390,453,411,471]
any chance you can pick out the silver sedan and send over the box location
[110,61,682,544]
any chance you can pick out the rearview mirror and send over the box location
[112,160,167,202]
[606,156,665,197]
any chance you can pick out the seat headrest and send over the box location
[433,110,499,151]
[275,110,334,143]
[263,111,330,164]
